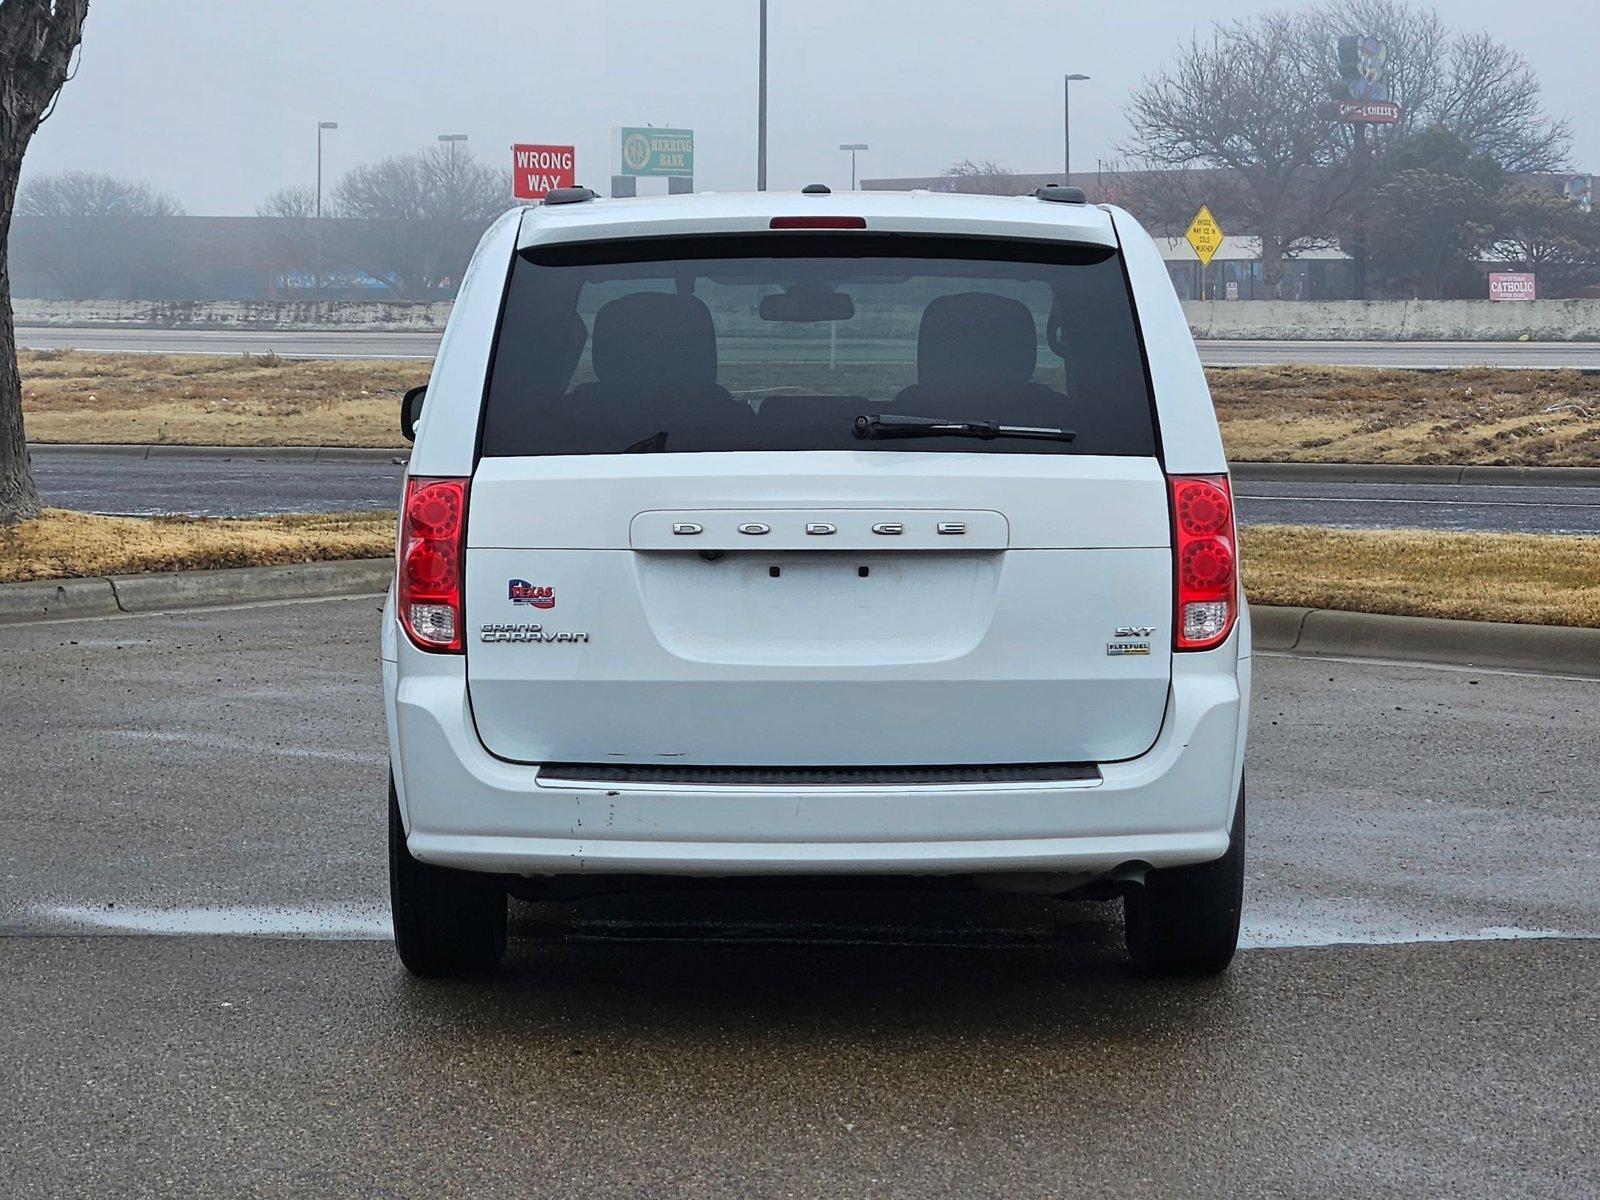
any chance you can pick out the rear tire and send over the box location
[389,778,507,976]
[1124,785,1244,976]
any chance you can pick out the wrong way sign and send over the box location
[512,144,576,200]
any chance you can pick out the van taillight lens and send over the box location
[1170,474,1237,651]
[398,476,467,653]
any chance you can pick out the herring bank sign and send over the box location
[512,144,576,201]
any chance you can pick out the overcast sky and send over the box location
[23,0,1599,215]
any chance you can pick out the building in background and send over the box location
[864,169,1594,301]
[8,167,1593,302]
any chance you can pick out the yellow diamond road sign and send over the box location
[1185,205,1225,267]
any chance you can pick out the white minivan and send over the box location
[383,185,1250,977]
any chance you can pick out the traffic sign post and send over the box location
[1185,206,1224,265]
[512,144,576,201]
[1185,206,1225,298]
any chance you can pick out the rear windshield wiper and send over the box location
[853,413,1076,443]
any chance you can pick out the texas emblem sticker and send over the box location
[507,579,555,609]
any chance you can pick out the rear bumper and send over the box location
[384,625,1251,879]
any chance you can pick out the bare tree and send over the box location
[1308,0,1448,153]
[1300,2,1571,295]
[255,184,321,295]
[1123,3,1572,299]
[941,158,1020,196]
[1435,30,1571,173]
[331,144,507,296]
[256,183,317,220]
[1122,12,1354,296]
[1,0,90,525]
[17,169,182,218]
[1309,4,1569,171]
[14,169,183,298]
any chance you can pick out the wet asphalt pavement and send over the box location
[31,449,1600,534]
[1,597,1597,1196]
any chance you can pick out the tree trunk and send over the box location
[0,150,39,523]
[1259,235,1287,300]
[0,0,91,525]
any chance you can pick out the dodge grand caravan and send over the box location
[383,185,1251,977]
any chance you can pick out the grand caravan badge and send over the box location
[480,623,590,644]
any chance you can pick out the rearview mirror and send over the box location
[759,288,855,323]
[400,384,426,441]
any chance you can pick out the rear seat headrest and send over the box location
[592,293,719,393]
[916,292,1038,396]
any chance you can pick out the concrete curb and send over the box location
[0,576,125,623]
[1250,606,1600,677]
[4,557,1596,678]
[0,558,393,625]
[26,443,408,464]
[25,444,1600,486]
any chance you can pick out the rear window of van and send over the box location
[480,234,1157,457]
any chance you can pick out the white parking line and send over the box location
[41,903,392,938]
[30,902,1600,950]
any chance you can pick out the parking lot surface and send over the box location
[2,597,1596,1197]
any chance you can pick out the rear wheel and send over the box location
[1124,786,1244,976]
[388,779,507,976]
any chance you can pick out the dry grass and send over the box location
[0,509,393,583]
[1242,525,1600,627]
[19,350,427,447]
[3,507,1596,628]
[1211,365,1600,465]
[19,351,1600,465]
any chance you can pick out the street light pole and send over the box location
[1063,74,1089,184]
[437,132,468,168]
[315,121,338,219]
[839,143,868,190]
[757,0,768,190]
[314,121,338,297]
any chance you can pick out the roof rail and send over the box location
[1035,184,1087,205]
[544,186,599,206]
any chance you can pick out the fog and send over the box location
[21,0,1599,214]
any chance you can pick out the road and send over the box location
[31,448,1600,534]
[19,323,1600,369]
[0,596,1595,1197]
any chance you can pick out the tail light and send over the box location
[398,476,467,653]
[1169,474,1238,651]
